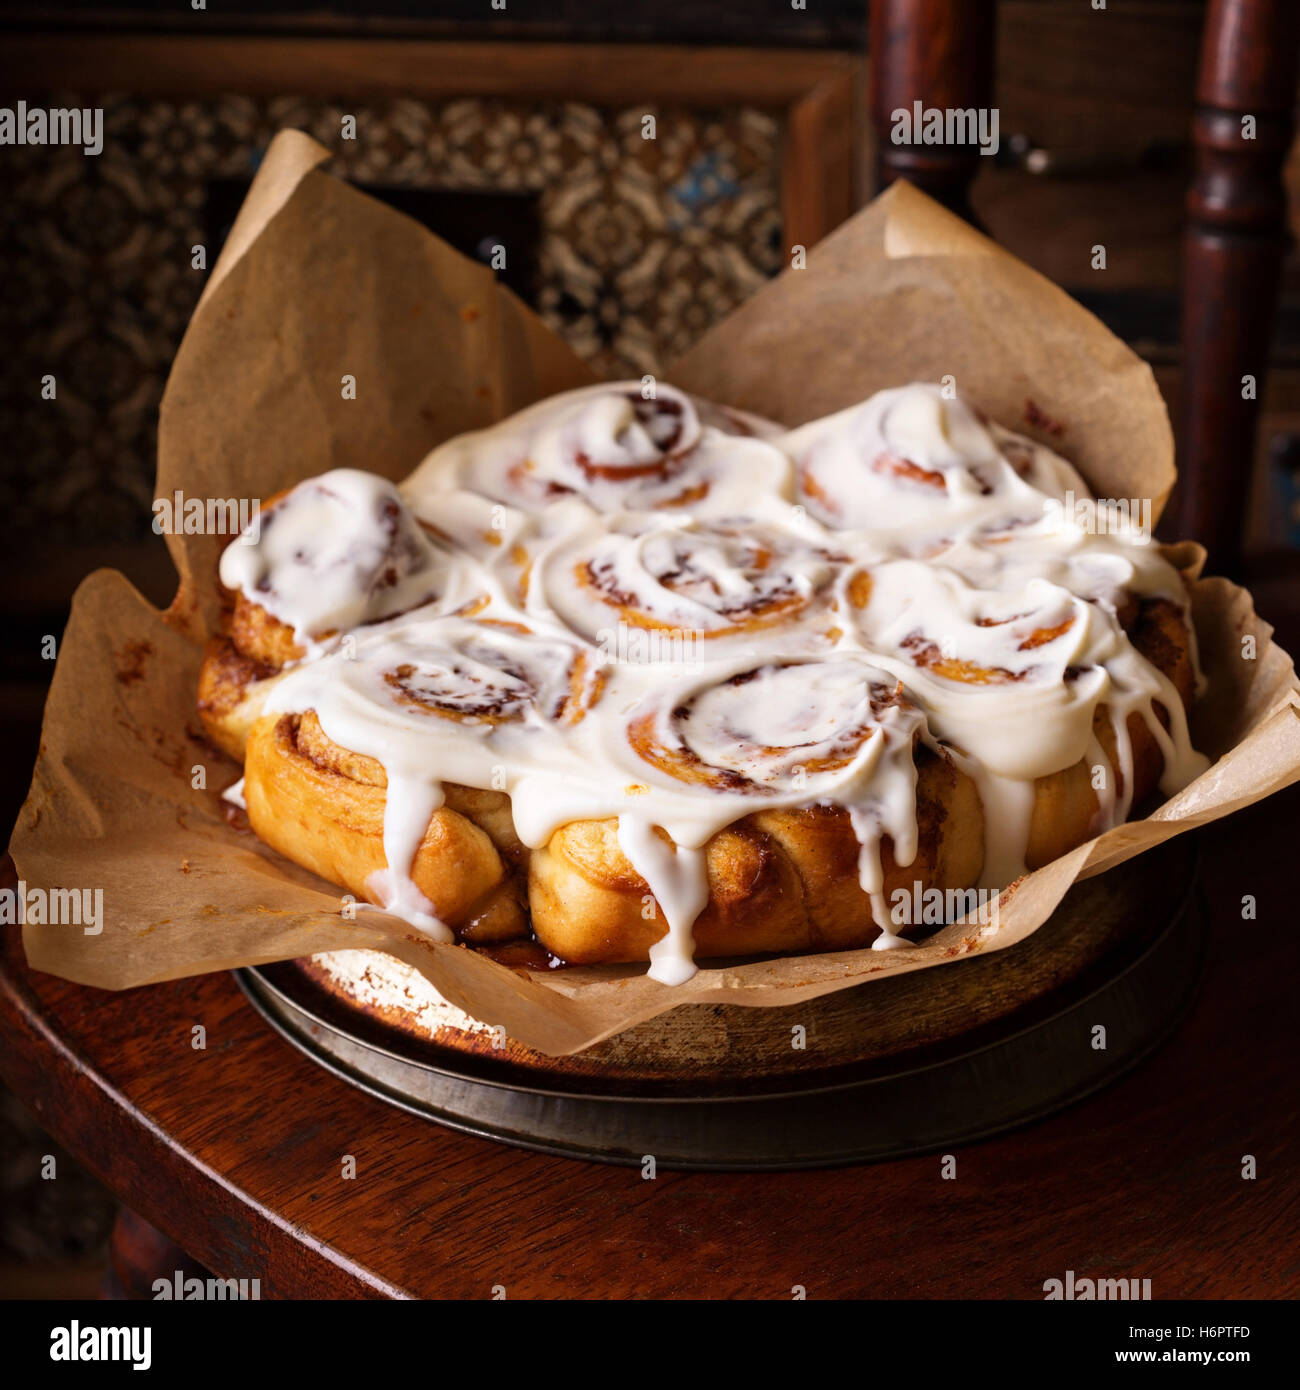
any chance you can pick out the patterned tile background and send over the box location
[0,93,784,544]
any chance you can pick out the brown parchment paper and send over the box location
[11,130,1300,1056]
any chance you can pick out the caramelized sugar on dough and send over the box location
[203,380,1211,983]
[197,634,282,763]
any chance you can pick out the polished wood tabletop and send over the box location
[2,773,1298,1300]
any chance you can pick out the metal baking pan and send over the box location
[234,847,1205,1170]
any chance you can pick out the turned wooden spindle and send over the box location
[1176,0,1299,573]
[869,0,997,222]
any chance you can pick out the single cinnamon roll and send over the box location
[626,659,915,789]
[241,614,602,940]
[529,657,984,965]
[199,469,458,758]
[403,381,793,516]
[783,383,1088,538]
[221,468,451,655]
[535,519,844,649]
[844,558,1201,874]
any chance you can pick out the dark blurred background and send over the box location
[1,0,1299,1295]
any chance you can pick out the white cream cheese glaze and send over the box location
[218,468,451,655]
[225,381,1210,984]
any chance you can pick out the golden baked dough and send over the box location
[527,746,984,963]
[245,713,528,944]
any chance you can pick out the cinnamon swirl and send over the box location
[200,380,1210,983]
[534,517,845,652]
[403,381,793,516]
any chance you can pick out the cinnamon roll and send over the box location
[201,379,1211,984]
[221,468,452,656]
[244,614,601,938]
[528,658,982,974]
[199,469,473,759]
[403,381,794,517]
[842,557,1201,879]
[531,516,845,652]
[782,384,1087,543]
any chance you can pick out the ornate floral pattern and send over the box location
[0,93,782,542]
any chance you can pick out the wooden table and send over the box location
[2,776,1298,1300]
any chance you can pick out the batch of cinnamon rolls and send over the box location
[199,381,1210,984]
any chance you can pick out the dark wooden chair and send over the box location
[870,0,1300,576]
